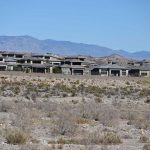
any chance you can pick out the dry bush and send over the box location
[134,119,150,130]
[5,128,28,145]
[126,81,130,85]
[80,102,120,126]
[143,144,150,150]
[35,101,58,118]
[81,131,121,145]
[57,144,64,149]
[145,99,150,104]
[0,100,13,112]
[52,105,77,136]
[19,144,39,150]
[20,144,54,150]
[101,132,122,145]
[84,85,106,97]
[76,118,91,124]
[125,110,150,130]
[94,97,102,103]
[140,89,150,97]
[14,103,40,131]
[48,137,79,145]
[140,136,150,143]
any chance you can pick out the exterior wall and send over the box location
[99,69,129,77]
[0,65,7,71]
[100,69,108,76]
[51,62,61,65]
[61,68,71,75]
[84,69,90,75]
[7,66,14,71]
[23,67,32,73]
[120,70,128,76]
[0,58,5,62]
[120,70,122,76]
[72,69,84,75]
[126,70,129,76]
[50,67,53,73]
[140,71,150,77]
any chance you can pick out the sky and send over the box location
[0,0,150,52]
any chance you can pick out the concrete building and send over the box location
[0,51,149,77]
[91,64,129,77]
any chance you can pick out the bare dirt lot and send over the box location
[0,72,149,150]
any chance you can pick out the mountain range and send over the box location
[0,35,149,60]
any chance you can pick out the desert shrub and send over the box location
[126,81,130,85]
[57,144,63,149]
[143,144,150,150]
[121,110,139,122]
[84,131,122,145]
[120,86,132,95]
[53,105,77,136]
[80,103,119,126]
[74,80,80,84]
[53,67,62,74]
[62,93,68,97]
[48,138,79,145]
[54,83,70,93]
[99,132,122,145]
[20,144,53,150]
[99,108,120,126]
[6,129,28,145]
[0,101,12,112]
[140,136,150,143]
[14,105,40,131]
[12,86,21,95]
[19,144,39,150]
[132,119,150,130]
[95,97,102,103]
[145,99,150,104]
[85,85,106,96]
[76,118,91,124]
[140,89,150,97]
[71,99,78,104]
[71,90,76,97]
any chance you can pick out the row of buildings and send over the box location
[0,51,150,77]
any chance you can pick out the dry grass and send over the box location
[143,145,150,150]
[0,75,150,150]
[84,131,122,145]
[140,136,150,143]
[5,128,28,145]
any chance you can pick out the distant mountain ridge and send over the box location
[0,35,149,60]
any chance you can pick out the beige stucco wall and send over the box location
[140,71,150,77]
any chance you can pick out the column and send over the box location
[72,69,74,75]
[99,69,101,76]
[120,70,122,77]
[109,69,111,76]
[50,67,53,73]
[126,70,129,76]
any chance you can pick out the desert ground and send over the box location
[0,72,149,150]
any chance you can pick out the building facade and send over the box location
[0,51,150,77]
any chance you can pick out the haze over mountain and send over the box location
[0,35,149,60]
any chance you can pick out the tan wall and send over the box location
[140,71,150,77]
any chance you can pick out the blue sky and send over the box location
[0,0,150,52]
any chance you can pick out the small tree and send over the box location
[53,67,62,74]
